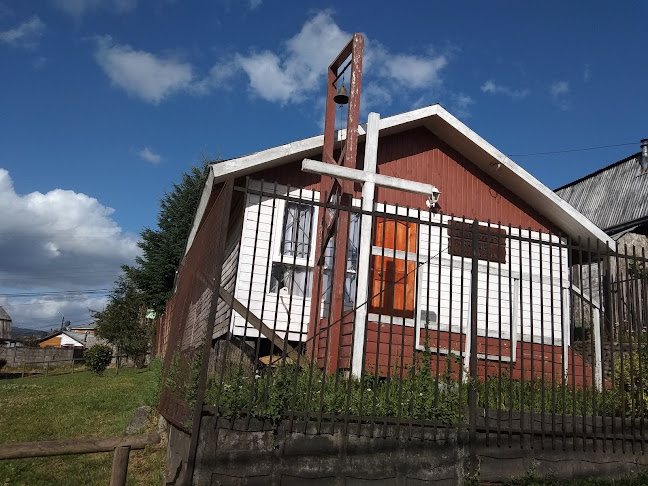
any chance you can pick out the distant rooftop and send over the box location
[0,306,11,321]
[555,152,648,235]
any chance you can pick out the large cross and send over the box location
[302,112,440,378]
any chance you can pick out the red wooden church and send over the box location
[182,37,612,387]
[183,104,612,387]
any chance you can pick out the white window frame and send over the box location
[264,183,320,299]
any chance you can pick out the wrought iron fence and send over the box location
[159,179,648,455]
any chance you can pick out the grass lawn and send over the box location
[0,365,164,486]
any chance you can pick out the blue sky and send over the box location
[1,1,646,331]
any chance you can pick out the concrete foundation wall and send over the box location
[165,417,648,486]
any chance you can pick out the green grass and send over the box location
[0,365,164,486]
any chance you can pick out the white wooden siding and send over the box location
[231,181,319,341]
[416,216,569,351]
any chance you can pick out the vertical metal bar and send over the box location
[618,246,628,453]
[434,212,444,441]
[518,227,525,448]
[410,210,422,438]
[631,244,644,453]
[342,202,357,435]
[244,180,267,422]
[318,193,338,433]
[559,234,567,451]
[526,227,535,449]
[548,231,557,451]
[587,239,598,453]
[459,217,466,424]
[288,186,311,433]
[468,219,479,475]
[623,245,636,454]
[496,220,503,448]
[640,247,647,453]
[371,208,388,436]
[448,215,455,442]
[508,224,514,448]
[570,237,578,452]
[484,220,492,446]
[576,238,586,451]
[384,205,400,438]
[538,229,546,449]
[304,189,329,428]
[396,208,412,439]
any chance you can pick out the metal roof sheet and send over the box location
[555,153,648,232]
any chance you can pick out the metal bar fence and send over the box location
[159,182,648,457]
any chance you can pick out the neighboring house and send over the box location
[555,140,648,337]
[39,330,100,349]
[0,306,11,341]
[182,104,614,384]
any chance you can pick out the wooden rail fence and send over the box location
[0,433,161,486]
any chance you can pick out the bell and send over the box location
[333,85,349,105]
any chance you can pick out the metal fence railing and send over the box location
[158,180,648,465]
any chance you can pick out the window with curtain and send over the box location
[321,210,360,315]
[270,202,314,297]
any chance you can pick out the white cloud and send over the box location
[378,53,447,89]
[53,0,136,17]
[236,11,350,104]
[481,79,530,99]
[0,168,139,329]
[138,147,162,164]
[249,0,261,9]
[450,93,474,118]
[550,80,569,98]
[94,36,193,103]
[234,11,449,106]
[583,64,591,82]
[0,16,45,49]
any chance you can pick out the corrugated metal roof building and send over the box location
[555,151,648,237]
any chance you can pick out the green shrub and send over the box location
[84,344,113,375]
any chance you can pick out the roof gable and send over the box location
[191,104,614,249]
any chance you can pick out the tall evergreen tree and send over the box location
[94,274,149,359]
[124,164,208,311]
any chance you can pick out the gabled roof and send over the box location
[0,306,11,321]
[555,152,648,235]
[188,104,614,250]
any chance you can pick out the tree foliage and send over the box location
[94,274,150,359]
[84,344,113,375]
[124,164,208,311]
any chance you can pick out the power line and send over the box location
[0,289,111,298]
[508,142,636,157]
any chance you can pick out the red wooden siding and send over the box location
[248,126,559,233]
[332,321,595,388]
[372,127,557,232]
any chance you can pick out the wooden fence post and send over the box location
[110,445,131,486]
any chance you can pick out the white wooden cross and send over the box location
[301,112,441,378]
